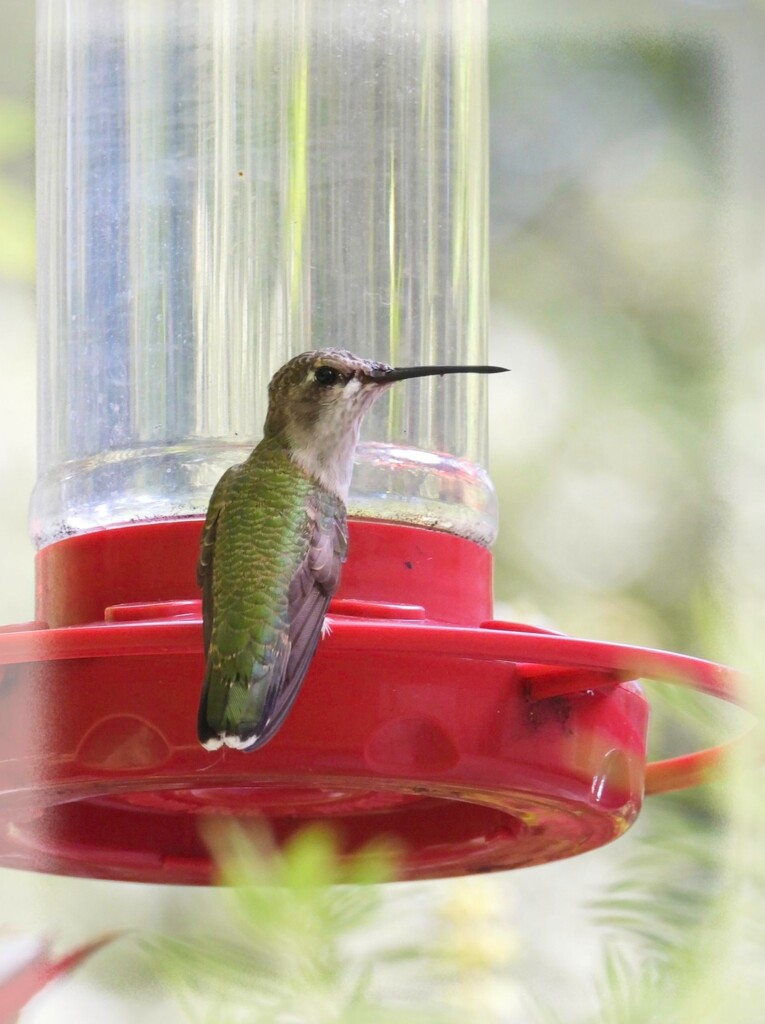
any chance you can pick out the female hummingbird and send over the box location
[197,348,506,752]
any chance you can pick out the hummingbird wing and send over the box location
[254,493,348,746]
[197,465,347,752]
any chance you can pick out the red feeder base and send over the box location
[0,519,742,884]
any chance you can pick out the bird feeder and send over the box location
[0,0,743,884]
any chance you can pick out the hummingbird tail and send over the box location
[197,649,291,753]
[197,666,261,751]
[197,666,225,750]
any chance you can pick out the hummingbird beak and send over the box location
[368,364,508,384]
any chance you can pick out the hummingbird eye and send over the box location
[314,366,341,387]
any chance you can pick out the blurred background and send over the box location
[1,0,763,1021]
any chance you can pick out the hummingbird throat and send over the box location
[287,381,379,502]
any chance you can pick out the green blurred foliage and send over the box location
[146,824,519,1024]
[488,37,723,657]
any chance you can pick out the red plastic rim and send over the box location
[0,520,745,884]
[0,605,744,884]
[34,518,494,628]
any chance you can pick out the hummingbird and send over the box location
[197,348,507,752]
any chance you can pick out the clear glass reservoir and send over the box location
[34,0,493,548]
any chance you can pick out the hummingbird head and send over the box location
[262,348,507,501]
